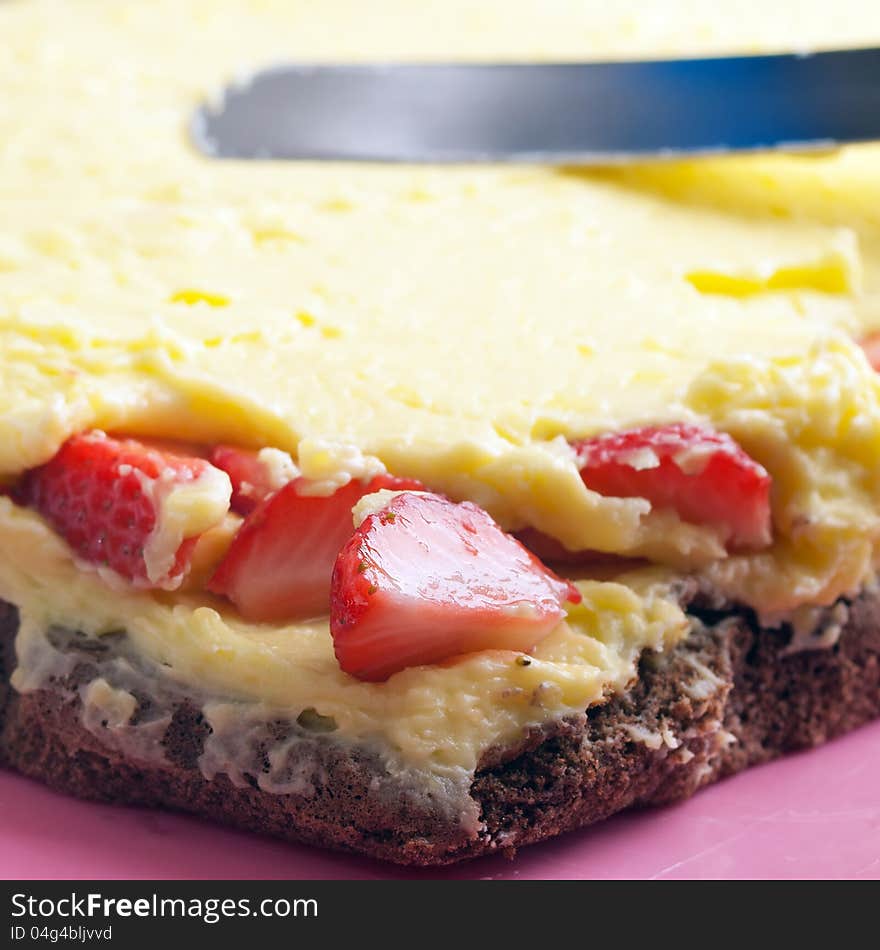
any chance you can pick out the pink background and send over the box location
[2,718,879,880]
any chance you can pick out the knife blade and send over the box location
[193,47,880,164]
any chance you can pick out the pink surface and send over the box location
[3,719,879,880]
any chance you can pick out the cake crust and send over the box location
[1,593,879,866]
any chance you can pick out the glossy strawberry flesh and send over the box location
[331,492,580,682]
[572,423,772,550]
[514,527,647,570]
[207,472,424,621]
[210,445,278,515]
[23,432,213,584]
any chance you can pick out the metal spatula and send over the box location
[193,47,880,164]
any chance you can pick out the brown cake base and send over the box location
[1,591,879,866]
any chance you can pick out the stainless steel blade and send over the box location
[193,47,880,164]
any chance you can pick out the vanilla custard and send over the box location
[3,0,880,776]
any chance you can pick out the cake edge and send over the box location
[1,591,879,867]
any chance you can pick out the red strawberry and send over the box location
[330,491,581,682]
[207,472,424,621]
[860,333,880,372]
[22,431,231,588]
[572,423,772,550]
[514,527,643,569]
[210,444,297,515]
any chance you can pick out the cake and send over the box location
[1,0,880,866]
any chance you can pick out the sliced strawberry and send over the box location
[860,333,880,372]
[514,527,645,571]
[210,444,297,515]
[572,423,772,550]
[22,431,231,588]
[330,491,581,682]
[207,472,424,621]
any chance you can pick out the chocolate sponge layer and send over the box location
[1,593,879,866]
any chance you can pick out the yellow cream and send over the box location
[4,0,880,771]
[3,497,686,773]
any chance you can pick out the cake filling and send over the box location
[4,0,880,780]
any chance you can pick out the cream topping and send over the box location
[3,0,880,771]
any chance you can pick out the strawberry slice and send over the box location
[860,333,880,372]
[514,527,643,570]
[210,444,298,515]
[22,431,231,588]
[572,423,772,550]
[207,473,424,621]
[330,491,581,682]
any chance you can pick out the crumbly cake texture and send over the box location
[3,593,878,866]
